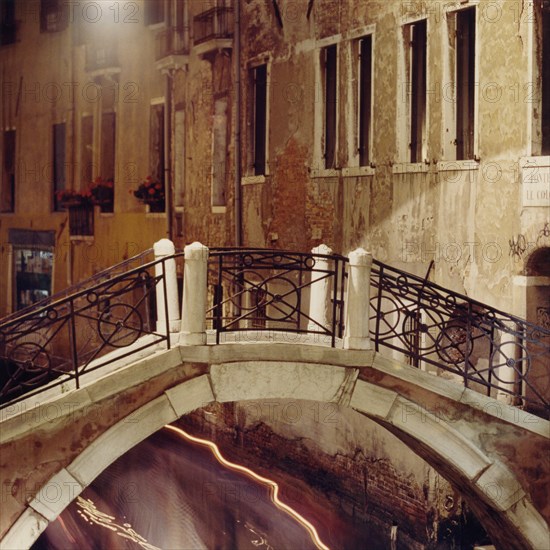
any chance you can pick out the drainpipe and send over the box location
[234,0,242,246]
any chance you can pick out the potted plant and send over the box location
[56,189,93,209]
[88,177,114,213]
[132,176,165,212]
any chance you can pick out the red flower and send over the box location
[148,188,156,195]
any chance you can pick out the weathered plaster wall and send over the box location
[179,399,477,547]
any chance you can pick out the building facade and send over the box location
[1,0,548,325]
[1,1,548,546]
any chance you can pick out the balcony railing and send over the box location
[369,259,550,416]
[68,205,94,237]
[193,6,234,46]
[155,26,189,61]
[85,44,119,73]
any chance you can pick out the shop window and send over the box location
[8,229,55,312]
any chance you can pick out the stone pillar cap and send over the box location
[153,238,175,255]
[312,243,333,256]
[348,247,373,266]
[184,241,209,260]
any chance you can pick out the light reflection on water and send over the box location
[33,426,330,550]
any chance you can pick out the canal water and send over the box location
[32,426,383,550]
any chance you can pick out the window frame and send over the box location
[441,4,479,163]
[528,0,550,156]
[243,54,271,181]
[313,36,341,176]
[149,100,166,213]
[1,128,16,213]
[52,122,66,212]
[40,0,67,33]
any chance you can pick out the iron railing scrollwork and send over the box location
[207,249,347,346]
[0,254,183,408]
[369,259,550,416]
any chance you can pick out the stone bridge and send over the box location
[0,241,548,549]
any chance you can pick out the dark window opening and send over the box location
[252,64,267,175]
[149,104,166,211]
[100,112,115,213]
[1,129,15,212]
[212,97,228,206]
[53,123,66,212]
[456,8,476,160]
[541,1,550,155]
[40,0,67,33]
[0,0,17,45]
[323,44,337,169]
[358,36,372,166]
[145,0,165,26]
[81,115,93,183]
[409,20,427,163]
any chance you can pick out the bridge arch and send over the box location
[1,346,548,550]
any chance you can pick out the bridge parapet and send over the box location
[0,241,548,417]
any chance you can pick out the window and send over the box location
[0,0,17,46]
[535,0,550,155]
[405,20,427,163]
[1,129,15,212]
[455,8,476,160]
[358,36,373,166]
[52,123,66,212]
[150,103,165,210]
[100,112,115,212]
[322,44,338,169]
[174,109,185,208]
[145,0,165,26]
[40,0,67,33]
[249,63,267,175]
[542,2,550,154]
[212,97,228,207]
[80,115,93,183]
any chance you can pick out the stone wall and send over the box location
[178,399,489,548]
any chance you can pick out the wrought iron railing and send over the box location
[0,254,183,407]
[1,248,154,325]
[155,26,189,60]
[207,249,347,346]
[69,204,94,237]
[193,6,234,46]
[369,260,550,415]
[0,246,547,416]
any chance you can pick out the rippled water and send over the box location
[33,427,339,550]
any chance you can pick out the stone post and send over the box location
[180,242,209,345]
[153,239,180,334]
[344,247,372,350]
[496,321,520,405]
[308,244,333,332]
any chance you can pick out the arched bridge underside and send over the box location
[1,340,548,550]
